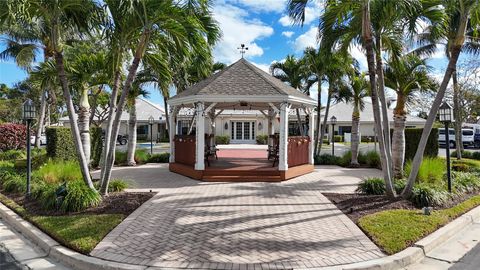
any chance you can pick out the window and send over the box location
[463,130,474,136]
[338,126,352,136]
[137,125,148,135]
[177,120,194,135]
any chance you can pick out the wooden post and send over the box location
[308,108,315,165]
[279,102,290,171]
[195,102,205,170]
[169,106,177,163]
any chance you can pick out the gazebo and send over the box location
[167,59,317,181]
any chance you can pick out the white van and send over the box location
[438,128,475,148]
[463,124,480,148]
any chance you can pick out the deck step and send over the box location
[203,170,279,176]
[202,175,282,182]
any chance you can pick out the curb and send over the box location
[1,201,480,270]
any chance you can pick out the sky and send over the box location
[0,0,454,108]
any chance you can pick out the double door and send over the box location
[231,121,255,142]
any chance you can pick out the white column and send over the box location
[195,102,205,170]
[279,103,290,171]
[308,109,315,165]
[169,106,176,163]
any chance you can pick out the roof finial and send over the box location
[237,44,248,58]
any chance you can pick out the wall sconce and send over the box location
[258,122,263,130]
[224,122,229,130]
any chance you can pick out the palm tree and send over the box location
[270,55,308,135]
[384,54,437,177]
[1,0,103,190]
[403,0,480,197]
[126,82,149,166]
[338,72,369,166]
[99,0,221,194]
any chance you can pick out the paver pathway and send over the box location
[91,165,383,269]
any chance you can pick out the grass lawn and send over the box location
[359,195,480,254]
[0,193,124,254]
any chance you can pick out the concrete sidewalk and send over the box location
[0,218,70,270]
[405,218,480,269]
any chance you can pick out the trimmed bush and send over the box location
[333,135,343,142]
[314,154,340,165]
[148,152,170,163]
[356,177,386,195]
[365,151,381,168]
[472,152,480,160]
[0,123,27,151]
[46,127,77,160]
[404,128,438,161]
[404,157,445,185]
[215,135,230,145]
[114,149,150,165]
[256,135,268,145]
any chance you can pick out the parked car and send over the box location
[462,123,480,148]
[30,134,47,145]
[438,128,475,148]
[101,131,128,145]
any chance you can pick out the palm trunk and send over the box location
[350,104,360,166]
[35,91,47,148]
[78,87,91,165]
[453,70,463,159]
[362,1,395,197]
[375,36,394,179]
[296,108,304,136]
[99,70,121,186]
[392,92,407,178]
[402,47,464,197]
[317,89,332,156]
[163,97,170,135]
[54,52,95,190]
[314,82,322,156]
[101,31,150,195]
[127,100,137,166]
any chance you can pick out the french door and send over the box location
[231,121,255,142]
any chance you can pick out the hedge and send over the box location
[215,135,230,144]
[256,135,268,145]
[404,128,438,161]
[0,123,27,151]
[46,127,103,166]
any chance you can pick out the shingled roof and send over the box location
[170,58,314,102]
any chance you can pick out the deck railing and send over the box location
[174,135,196,166]
[287,136,310,167]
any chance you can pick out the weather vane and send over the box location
[237,44,248,58]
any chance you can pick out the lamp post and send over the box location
[330,116,337,156]
[439,102,453,193]
[22,99,36,197]
[148,116,154,155]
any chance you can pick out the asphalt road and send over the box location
[0,245,21,270]
[450,242,480,270]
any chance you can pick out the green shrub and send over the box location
[134,149,149,164]
[90,127,103,168]
[357,151,367,164]
[409,183,450,207]
[333,135,343,142]
[0,149,25,161]
[148,152,170,163]
[356,177,386,195]
[394,179,406,194]
[472,152,480,160]
[3,173,26,193]
[404,157,445,185]
[256,135,268,145]
[404,128,438,161]
[32,181,60,210]
[339,151,352,167]
[215,135,230,145]
[114,151,126,165]
[361,136,375,143]
[365,151,381,168]
[314,154,340,165]
[453,172,480,193]
[46,127,77,161]
[451,150,473,159]
[0,160,15,177]
[33,160,82,184]
[108,179,128,192]
[60,181,101,212]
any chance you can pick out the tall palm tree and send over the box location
[1,0,103,190]
[384,54,437,177]
[270,55,308,135]
[126,82,149,166]
[99,0,221,194]
[403,0,480,197]
[338,72,370,166]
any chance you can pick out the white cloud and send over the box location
[252,62,271,73]
[348,44,368,70]
[293,26,318,52]
[227,0,287,13]
[279,6,316,26]
[212,4,274,64]
[281,31,294,38]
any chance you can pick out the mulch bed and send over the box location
[324,192,480,223]
[323,193,416,222]
[2,190,155,216]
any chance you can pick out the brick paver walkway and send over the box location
[91,165,384,269]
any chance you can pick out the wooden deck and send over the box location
[170,149,313,182]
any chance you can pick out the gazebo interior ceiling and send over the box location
[176,101,309,110]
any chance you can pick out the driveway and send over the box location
[91,165,383,269]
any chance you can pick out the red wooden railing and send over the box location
[288,136,310,167]
[174,135,196,166]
